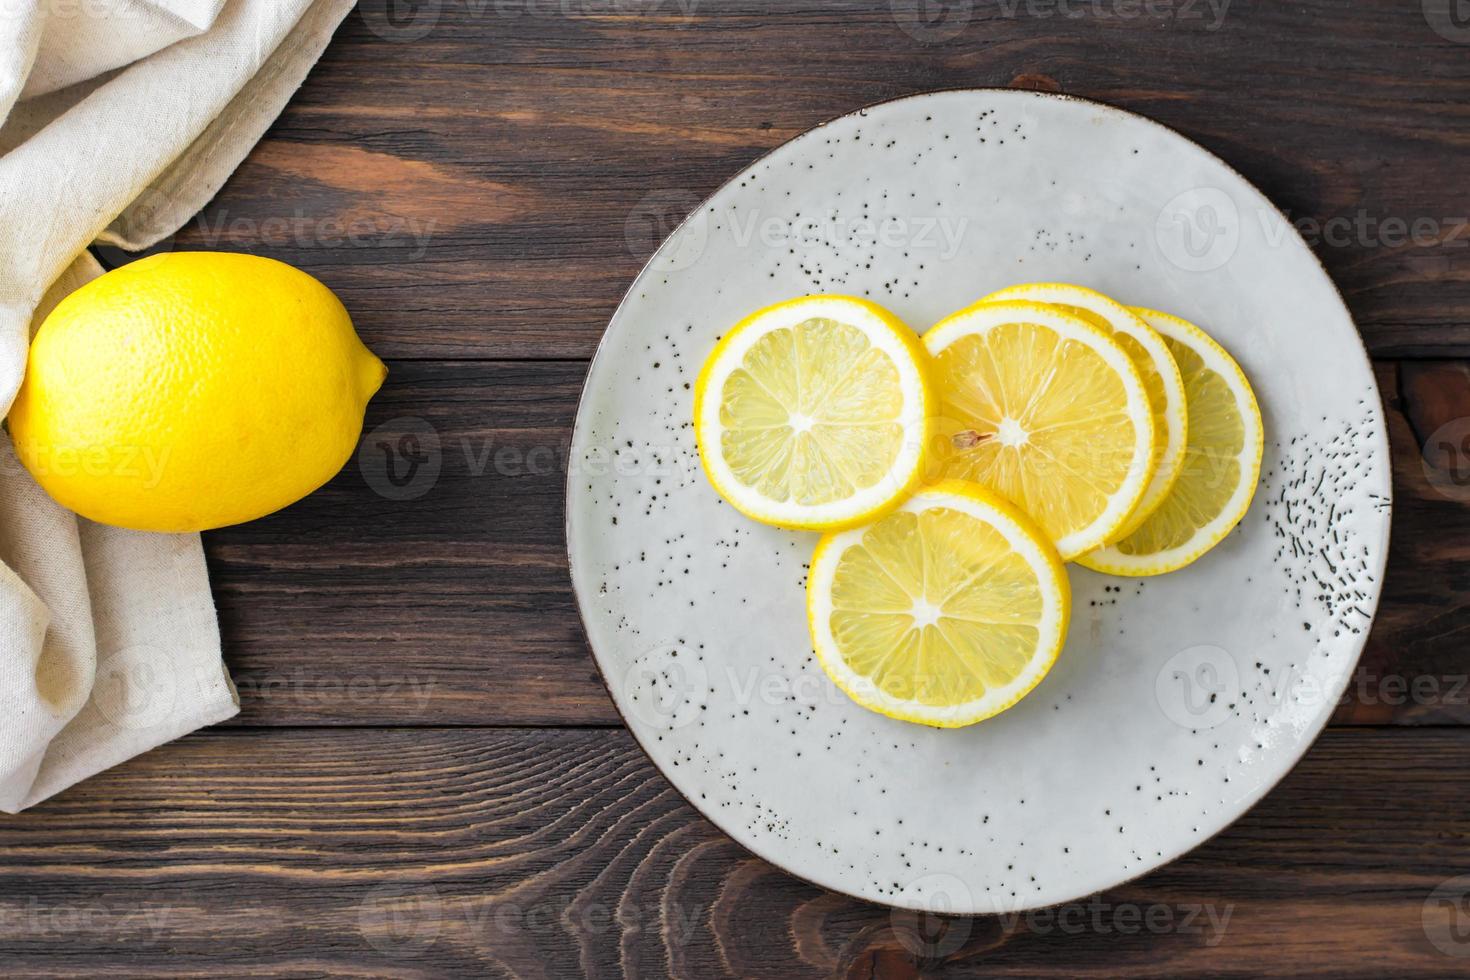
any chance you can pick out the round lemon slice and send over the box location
[1077,308,1264,576]
[982,282,1188,538]
[693,295,933,531]
[923,300,1157,560]
[807,480,1070,728]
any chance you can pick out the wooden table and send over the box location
[4,3,1469,976]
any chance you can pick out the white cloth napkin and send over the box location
[0,0,354,812]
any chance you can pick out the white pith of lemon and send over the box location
[692,295,934,531]
[922,300,1157,560]
[1077,308,1264,576]
[807,479,1070,727]
[981,282,1188,538]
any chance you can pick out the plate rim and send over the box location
[564,86,1394,913]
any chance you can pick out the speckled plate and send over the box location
[566,90,1391,914]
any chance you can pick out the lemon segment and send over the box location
[693,296,933,531]
[807,480,1070,727]
[981,282,1188,538]
[1077,309,1263,576]
[922,300,1157,560]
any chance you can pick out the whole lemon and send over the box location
[8,252,387,533]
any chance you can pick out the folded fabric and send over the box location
[0,0,355,813]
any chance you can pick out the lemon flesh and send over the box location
[8,252,386,533]
[1078,308,1263,576]
[981,282,1188,538]
[694,296,932,531]
[923,300,1157,560]
[807,480,1069,727]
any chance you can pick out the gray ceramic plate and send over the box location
[567,90,1391,914]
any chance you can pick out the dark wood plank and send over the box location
[0,727,1465,977]
[161,0,1470,361]
[1345,361,1470,723]
[206,359,611,726]
[207,359,1470,726]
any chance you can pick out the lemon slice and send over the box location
[693,295,933,531]
[807,480,1070,727]
[1078,309,1263,576]
[923,300,1157,560]
[981,282,1188,538]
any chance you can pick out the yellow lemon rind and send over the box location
[806,479,1070,728]
[980,282,1189,539]
[1076,308,1264,577]
[692,294,935,532]
[922,299,1158,561]
[8,251,386,534]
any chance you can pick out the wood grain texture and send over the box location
[0,727,1466,977]
[151,0,1470,361]
[1346,361,1470,723]
[207,360,607,726]
[33,9,1468,978]
[207,360,1470,726]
